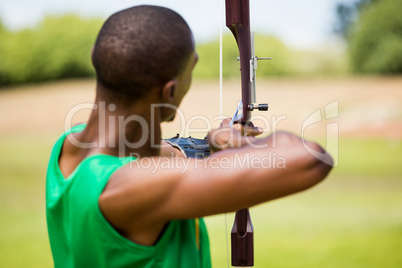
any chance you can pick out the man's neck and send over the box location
[75,97,162,158]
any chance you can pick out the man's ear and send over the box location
[161,80,176,102]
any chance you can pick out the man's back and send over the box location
[46,125,212,267]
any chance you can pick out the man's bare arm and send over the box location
[99,131,332,245]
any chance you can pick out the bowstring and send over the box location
[219,0,223,118]
[219,1,230,267]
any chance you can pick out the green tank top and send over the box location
[46,125,211,268]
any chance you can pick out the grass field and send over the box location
[0,77,401,267]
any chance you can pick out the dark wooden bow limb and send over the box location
[226,0,253,123]
[226,0,254,266]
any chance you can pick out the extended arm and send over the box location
[99,131,332,245]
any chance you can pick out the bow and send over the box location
[225,0,270,266]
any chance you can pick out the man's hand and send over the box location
[207,118,263,153]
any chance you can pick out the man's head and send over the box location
[92,5,196,105]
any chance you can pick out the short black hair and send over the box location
[92,5,194,100]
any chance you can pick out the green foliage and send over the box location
[291,45,349,76]
[192,38,219,79]
[254,35,294,76]
[348,0,402,74]
[193,34,295,79]
[0,15,348,86]
[333,0,377,39]
[0,15,102,86]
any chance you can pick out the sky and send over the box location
[0,0,353,48]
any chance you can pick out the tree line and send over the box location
[0,15,102,86]
[334,0,402,74]
[0,0,401,87]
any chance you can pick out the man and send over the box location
[46,5,333,268]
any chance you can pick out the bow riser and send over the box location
[226,0,252,123]
[226,0,255,267]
